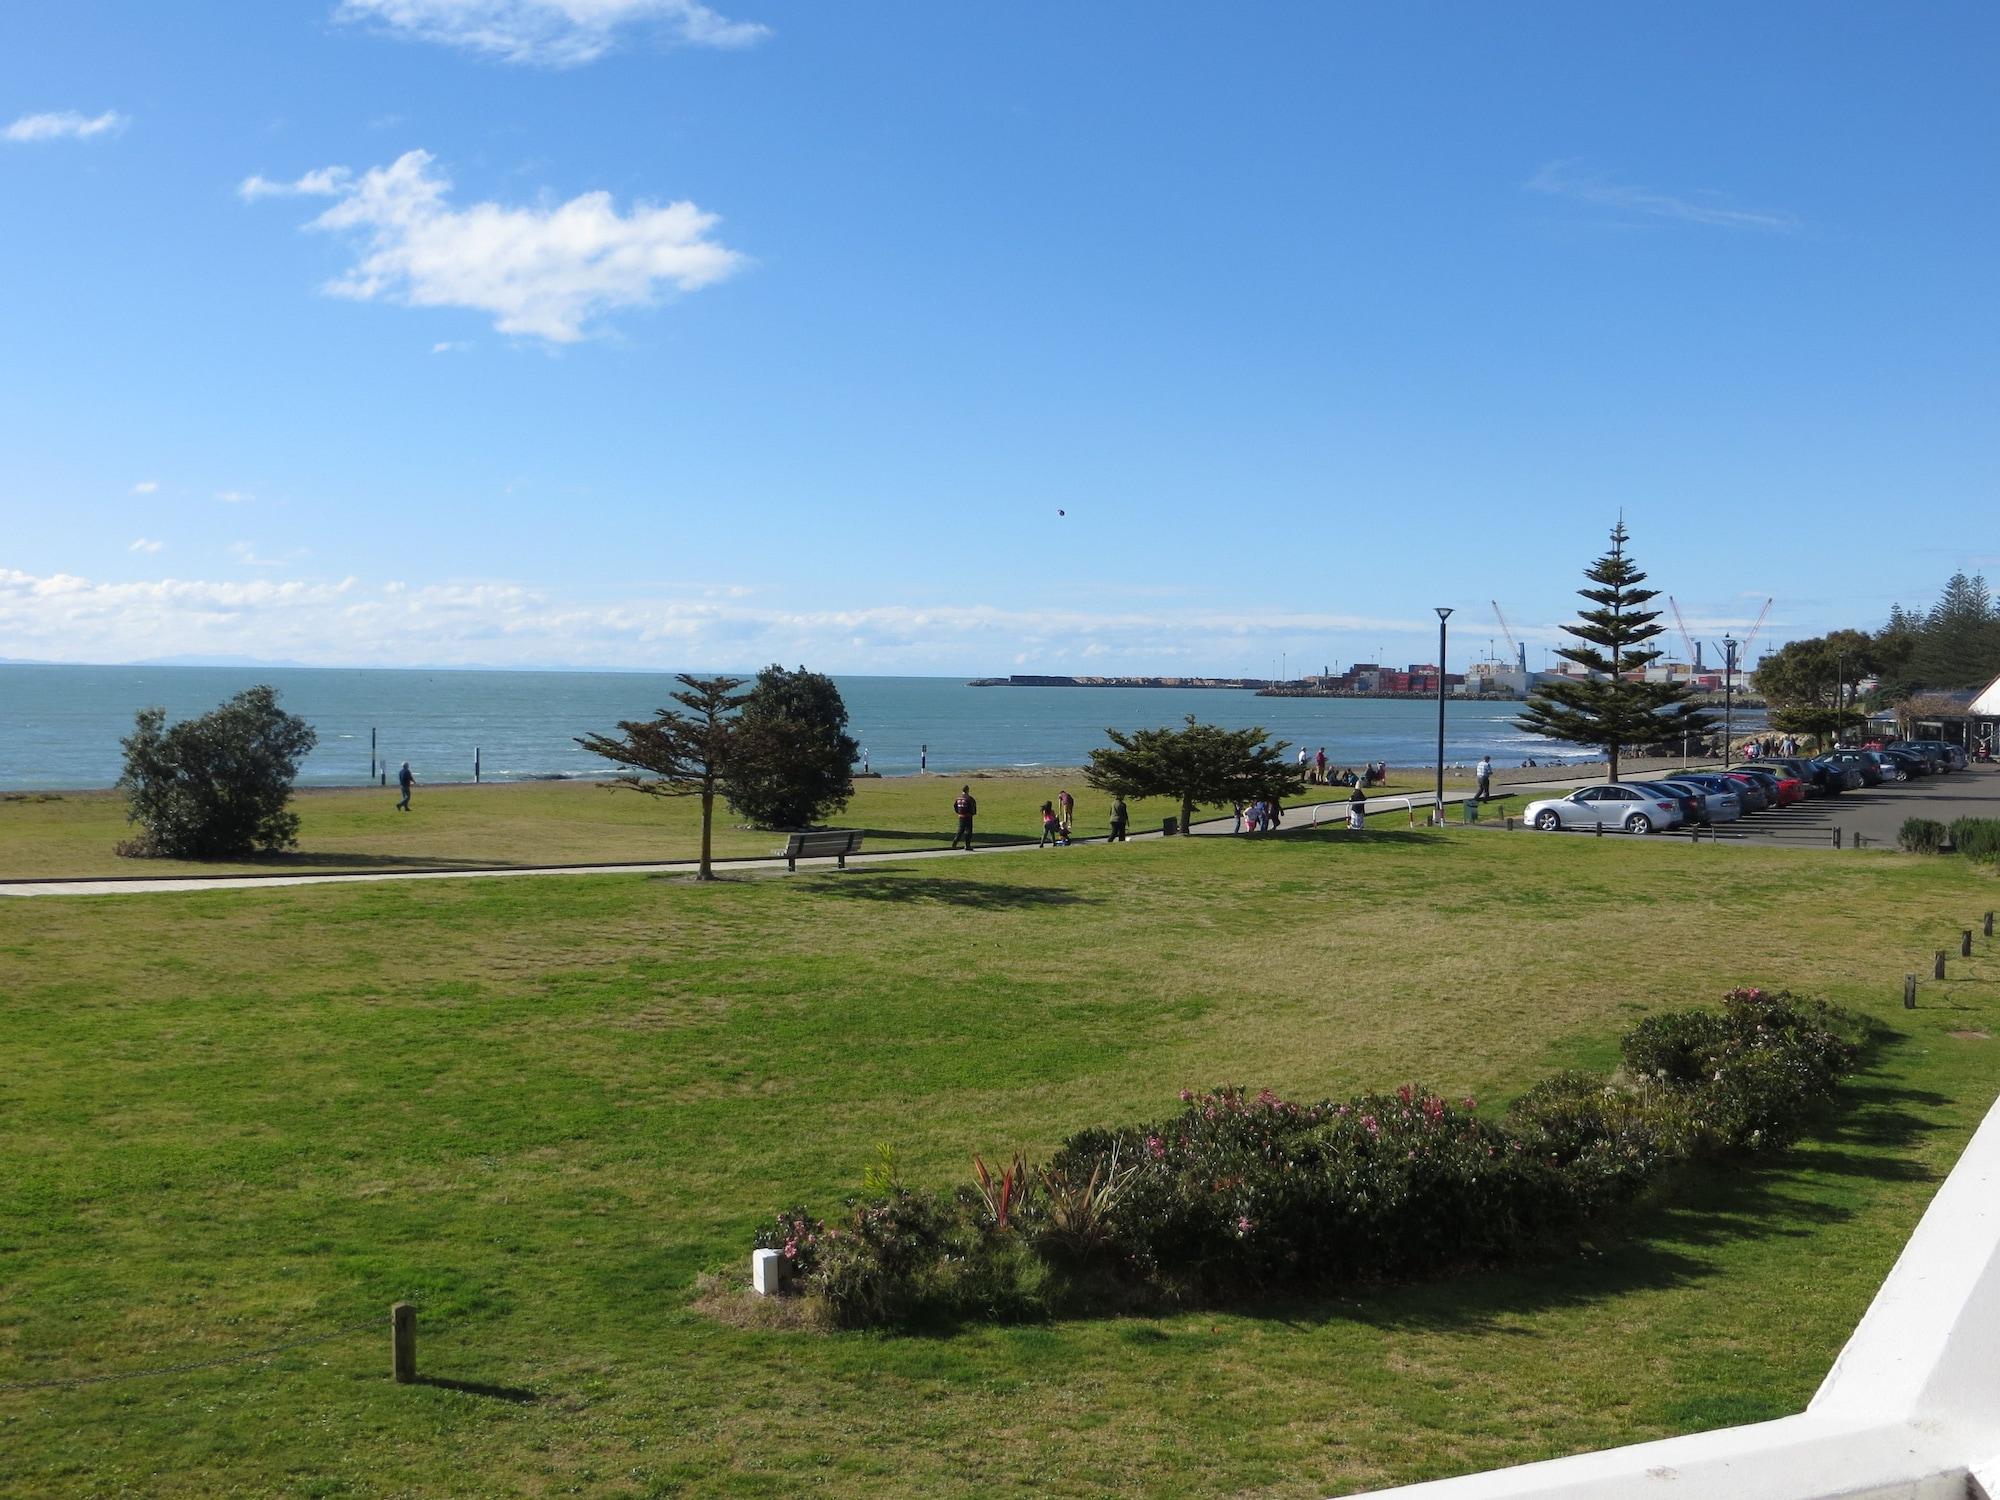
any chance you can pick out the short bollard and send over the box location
[1934,950,1948,981]
[1504,815,1515,832]
[1988,911,1996,939]
[391,1302,416,1384]
[1904,975,1918,1010]
[752,1248,786,1297]
[1965,930,1975,958]
[1833,827,1843,849]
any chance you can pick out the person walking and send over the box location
[1056,787,1075,837]
[1039,801,1061,847]
[1109,795,1129,841]
[950,785,977,850]
[396,761,414,812]
[1347,782,1367,831]
[1475,755,1492,802]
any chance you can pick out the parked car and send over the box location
[1806,756,1864,792]
[1827,749,1890,786]
[1522,783,1686,834]
[1899,739,1969,771]
[1766,756,1842,795]
[1655,776,1742,823]
[1674,769,1772,812]
[1879,748,1931,780]
[1731,765,1804,806]
[1632,780,1707,827]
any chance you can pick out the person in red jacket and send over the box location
[950,786,977,850]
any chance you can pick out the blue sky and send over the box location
[2,1,1994,675]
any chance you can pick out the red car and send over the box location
[1734,766,1805,806]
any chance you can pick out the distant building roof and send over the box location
[1972,672,2000,717]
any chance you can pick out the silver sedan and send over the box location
[1522,784,1687,835]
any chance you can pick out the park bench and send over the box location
[778,829,865,871]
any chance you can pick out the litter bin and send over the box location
[1162,816,1179,837]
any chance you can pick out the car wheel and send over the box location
[1625,813,1653,835]
[1535,810,1560,831]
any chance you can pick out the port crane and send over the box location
[1489,601,1525,673]
[1667,596,1701,671]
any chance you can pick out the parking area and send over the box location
[1725,763,2000,849]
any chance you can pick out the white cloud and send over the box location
[130,480,159,495]
[1526,160,1799,232]
[0,564,1435,672]
[215,490,255,503]
[431,340,471,353]
[247,149,745,342]
[4,109,128,144]
[128,538,165,554]
[238,167,353,201]
[334,0,768,66]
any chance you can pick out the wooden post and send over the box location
[1833,827,1842,849]
[1933,950,1947,981]
[1904,975,1918,1009]
[474,747,481,784]
[392,1302,416,1383]
[370,726,377,781]
[1964,930,1974,958]
[1986,911,1994,939]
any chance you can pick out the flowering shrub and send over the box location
[751,988,1866,1327]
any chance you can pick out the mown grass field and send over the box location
[2,827,1996,1497]
[0,769,1453,881]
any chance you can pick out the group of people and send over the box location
[1743,735,1802,761]
[1297,748,1387,787]
[953,785,1132,851]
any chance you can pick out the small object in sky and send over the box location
[1057,508,1066,516]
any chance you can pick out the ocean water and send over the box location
[0,663,1619,791]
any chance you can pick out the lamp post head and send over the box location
[1435,606,1454,622]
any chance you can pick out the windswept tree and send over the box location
[118,685,318,858]
[1517,522,1711,780]
[576,674,748,881]
[726,664,860,830]
[1084,715,1302,836]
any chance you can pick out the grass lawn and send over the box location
[2,829,1995,1497]
[0,770,1453,881]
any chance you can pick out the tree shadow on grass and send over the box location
[412,1374,540,1404]
[853,828,1040,848]
[800,872,1101,909]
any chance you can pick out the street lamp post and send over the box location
[1434,607,1453,821]
[1722,635,1738,766]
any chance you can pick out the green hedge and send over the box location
[1899,818,1948,854]
[754,989,1868,1326]
[1948,817,2000,862]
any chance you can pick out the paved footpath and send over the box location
[0,772,1630,900]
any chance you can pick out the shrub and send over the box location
[117,686,317,859]
[1899,818,1948,854]
[1948,818,2000,862]
[752,989,1864,1327]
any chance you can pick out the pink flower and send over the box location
[783,1241,798,1259]
[1360,1113,1379,1137]
[1145,1134,1167,1160]
[1236,1215,1254,1234]
[1462,1096,1477,1111]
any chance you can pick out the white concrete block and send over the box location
[752,1247,786,1296]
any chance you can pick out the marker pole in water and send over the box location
[370,726,377,780]
[475,747,481,784]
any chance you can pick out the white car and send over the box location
[1522,783,1687,835]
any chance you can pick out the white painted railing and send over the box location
[1348,1092,2000,1499]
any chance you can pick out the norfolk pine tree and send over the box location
[1084,715,1303,836]
[1516,523,1711,782]
[575,674,749,880]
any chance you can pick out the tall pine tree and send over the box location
[1517,522,1711,780]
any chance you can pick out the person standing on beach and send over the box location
[1109,796,1129,841]
[396,761,414,812]
[950,786,977,850]
[1056,787,1075,838]
[1475,755,1492,802]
